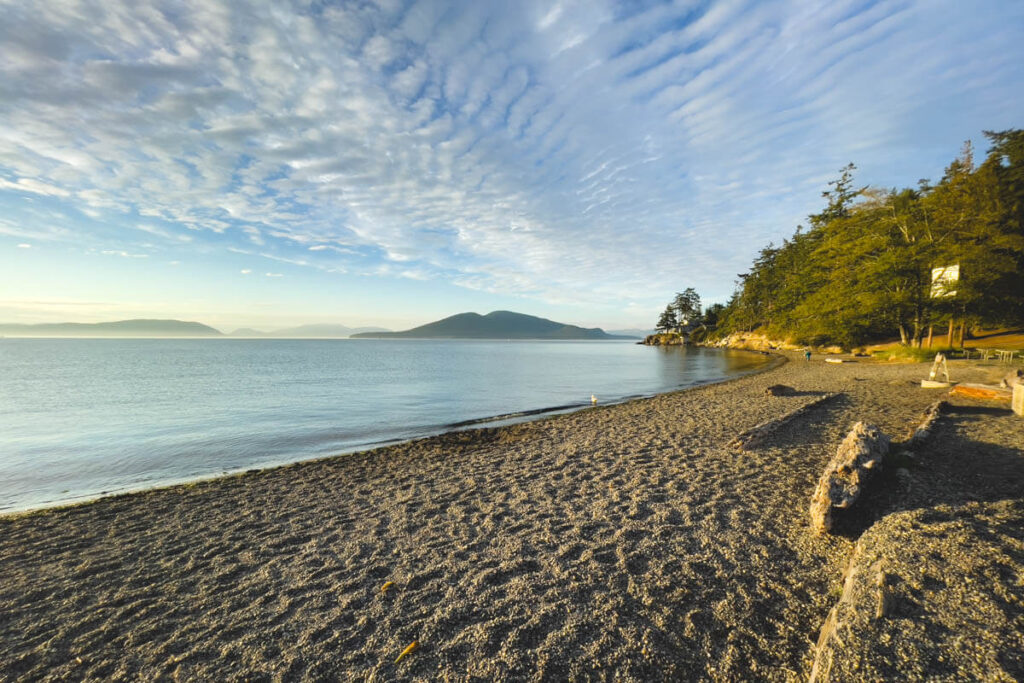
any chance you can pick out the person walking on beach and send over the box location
[804,348,811,361]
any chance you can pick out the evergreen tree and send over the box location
[656,305,678,332]
[712,131,1024,349]
[672,288,702,329]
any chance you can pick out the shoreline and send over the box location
[2,347,781,518]
[2,354,1020,680]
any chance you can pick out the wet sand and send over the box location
[1,354,1021,681]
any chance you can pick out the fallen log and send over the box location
[905,400,947,448]
[949,383,1012,401]
[728,393,838,450]
[809,422,890,535]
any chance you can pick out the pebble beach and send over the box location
[1,353,1021,681]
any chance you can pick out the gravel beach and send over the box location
[1,353,1021,681]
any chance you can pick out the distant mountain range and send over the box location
[351,311,635,340]
[227,324,390,338]
[607,328,656,338]
[0,319,222,338]
[0,314,639,339]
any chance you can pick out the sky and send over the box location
[1,0,1023,333]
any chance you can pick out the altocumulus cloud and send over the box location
[1,0,1023,305]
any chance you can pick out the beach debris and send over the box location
[824,357,847,364]
[381,581,395,593]
[922,353,952,387]
[591,394,598,405]
[728,393,838,450]
[1000,368,1023,388]
[949,383,1012,401]
[809,422,890,534]
[395,640,419,664]
[765,384,796,396]
[905,400,947,448]
[930,352,950,381]
[874,564,895,620]
[1014,384,1024,417]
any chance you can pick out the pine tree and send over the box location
[656,305,678,332]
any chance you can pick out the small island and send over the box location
[351,310,635,340]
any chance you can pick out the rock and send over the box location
[809,422,890,535]
[765,384,796,396]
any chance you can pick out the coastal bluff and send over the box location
[640,331,688,345]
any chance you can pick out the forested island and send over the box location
[352,310,632,340]
[653,129,1024,350]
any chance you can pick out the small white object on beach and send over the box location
[824,358,847,364]
[591,394,597,405]
[928,353,950,384]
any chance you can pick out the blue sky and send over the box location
[1,0,1022,332]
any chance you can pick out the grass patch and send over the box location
[872,346,955,363]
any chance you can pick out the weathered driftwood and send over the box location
[905,400,947,448]
[809,422,890,535]
[728,393,838,451]
[809,553,893,683]
[1014,384,1024,418]
[949,383,1012,401]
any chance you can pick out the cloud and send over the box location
[133,223,193,242]
[0,177,71,197]
[240,269,251,274]
[265,272,283,277]
[1,0,1022,315]
[17,243,31,248]
[101,250,149,258]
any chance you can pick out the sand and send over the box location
[1,353,1021,681]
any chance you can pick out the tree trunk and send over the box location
[898,324,909,346]
[926,325,934,348]
[946,318,955,347]
[958,320,967,348]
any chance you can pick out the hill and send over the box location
[351,311,629,340]
[227,324,391,338]
[0,319,222,338]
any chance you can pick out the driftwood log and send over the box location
[809,551,892,683]
[905,400,947,448]
[728,393,838,451]
[950,383,1012,401]
[809,422,890,535]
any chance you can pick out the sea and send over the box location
[0,339,771,512]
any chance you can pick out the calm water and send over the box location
[0,339,771,512]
